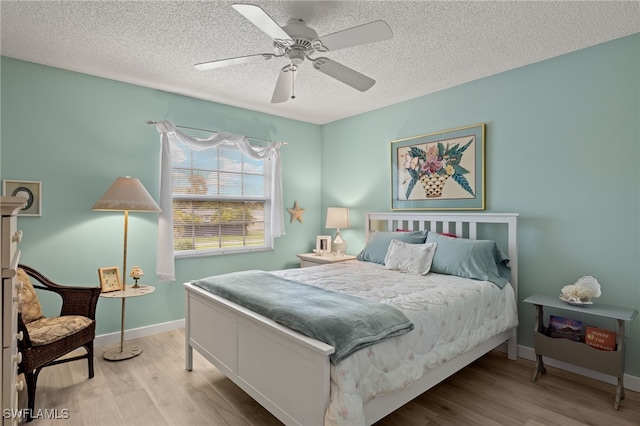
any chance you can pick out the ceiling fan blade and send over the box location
[194,54,274,71]
[271,65,295,103]
[313,58,375,92]
[232,4,293,45]
[315,21,393,52]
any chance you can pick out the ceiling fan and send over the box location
[194,4,393,103]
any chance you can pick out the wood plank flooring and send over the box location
[20,329,640,425]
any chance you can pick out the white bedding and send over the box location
[272,260,518,425]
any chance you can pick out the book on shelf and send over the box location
[548,315,582,342]
[585,326,616,351]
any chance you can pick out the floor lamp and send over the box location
[92,176,161,360]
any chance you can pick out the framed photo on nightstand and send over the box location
[316,235,331,253]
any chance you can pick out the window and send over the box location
[170,139,272,256]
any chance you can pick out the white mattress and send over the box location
[272,260,518,426]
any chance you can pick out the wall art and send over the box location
[2,179,42,216]
[391,124,485,210]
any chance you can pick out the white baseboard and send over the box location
[94,319,185,348]
[95,325,640,393]
[508,344,640,393]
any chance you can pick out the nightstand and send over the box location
[524,294,637,409]
[296,253,357,268]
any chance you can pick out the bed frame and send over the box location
[184,212,519,425]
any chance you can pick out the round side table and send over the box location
[99,284,155,361]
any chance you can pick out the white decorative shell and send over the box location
[574,276,601,297]
[560,276,601,303]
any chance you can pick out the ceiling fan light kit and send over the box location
[195,3,393,103]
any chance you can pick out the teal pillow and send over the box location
[357,231,428,265]
[425,233,511,288]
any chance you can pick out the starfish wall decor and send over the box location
[287,201,305,223]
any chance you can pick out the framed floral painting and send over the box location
[391,124,485,210]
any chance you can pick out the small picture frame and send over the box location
[2,180,42,216]
[98,267,122,293]
[316,235,332,254]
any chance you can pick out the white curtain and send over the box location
[155,120,285,282]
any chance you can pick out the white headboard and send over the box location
[365,212,519,295]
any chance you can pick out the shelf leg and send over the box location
[532,354,546,382]
[532,304,547,382]
[613,319,626,410]
[614,383,622,410]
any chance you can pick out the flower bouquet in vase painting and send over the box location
[402,139,475,199]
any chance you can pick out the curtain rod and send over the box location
[146,120,287,145]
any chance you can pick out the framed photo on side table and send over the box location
[98,266,122,293]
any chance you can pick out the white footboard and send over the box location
[184,282,334,426]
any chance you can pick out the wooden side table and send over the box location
[523,294,637,409]
[296,253,357,268]
[100,285,155,361]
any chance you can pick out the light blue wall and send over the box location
[322,34,640,376]
[0,57,322,335]
[1,33,639,377]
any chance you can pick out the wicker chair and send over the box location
[16,264,101,422]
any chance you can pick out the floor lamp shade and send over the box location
[92,177,161,212]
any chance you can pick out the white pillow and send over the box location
[383,240,437,275]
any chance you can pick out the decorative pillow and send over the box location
[384,240,437,275]
[425,233,511,288]
[17,268,44,324]
[357,231,428,265]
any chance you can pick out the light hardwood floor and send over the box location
[20,329,640,425]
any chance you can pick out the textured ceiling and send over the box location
[1,1,639,125]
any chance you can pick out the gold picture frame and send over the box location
[98,266,122,293]
[2,180,42,216]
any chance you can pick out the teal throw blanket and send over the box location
[192,270,414,364]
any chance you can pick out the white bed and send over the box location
[184,212,519,425]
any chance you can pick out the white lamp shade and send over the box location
[325,207,350,229]
[92,177,161,212]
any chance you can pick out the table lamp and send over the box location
[325,207,350,255]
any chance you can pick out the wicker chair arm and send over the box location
[57,286,101,319]
[18,264,101,320]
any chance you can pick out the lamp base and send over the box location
[331,230,348,255]
[103,344,143,361]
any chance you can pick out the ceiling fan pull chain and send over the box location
[291,65,297,99]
